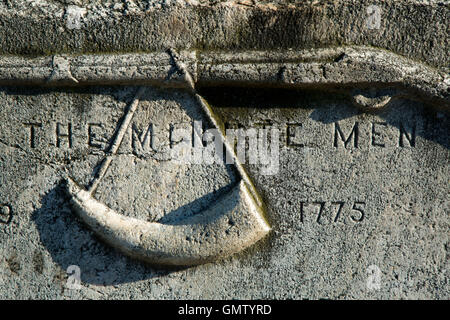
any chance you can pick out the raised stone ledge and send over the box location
[0,47,447,108]
[0,1,448,70]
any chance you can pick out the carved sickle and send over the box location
[63,85,270,266]
[65,178,269,266]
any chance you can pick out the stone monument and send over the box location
[0,0,448,299]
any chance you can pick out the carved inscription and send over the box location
[55,122,73,148]
[21,122,107,151]
[18,119,418,156]
[226,121,417,149]
[130,123,156,155]
[299,201,366,224]
[23,123,42,149]
[87,123,104,149]
[334,122,359,148]
[399,123,416,147]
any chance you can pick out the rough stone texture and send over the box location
[0,1,448,70]
[207,87,449,299]
[0,0,448,299]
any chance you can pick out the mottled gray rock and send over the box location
[0,0,448,299]
[0,0,448,70]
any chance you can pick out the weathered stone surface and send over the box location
[0,1,448,299]
[0,1,448,70]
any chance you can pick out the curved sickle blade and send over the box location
[65,178,270,266]
[63,81,270,266]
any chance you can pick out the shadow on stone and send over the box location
[32,174,237,285]
[200,86,449,150]
[32,181,196,286]
[309,98,450,150]
[28,85,242,285]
